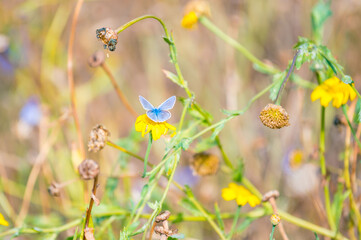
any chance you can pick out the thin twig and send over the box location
[101,63,138,117]
[67,0,85,159]
[83,175,99,240]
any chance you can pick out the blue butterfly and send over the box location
[139,95,176,122]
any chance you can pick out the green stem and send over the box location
[341,105,361,150]
[141,154,180,240]
[142,134,153,178]
[228,205,241,240]
[275,50,300,105]
[319,106,336,230]
[199,17,278,75]
[187,195,227,240]
[269,225,276,240]
[351,85,361,100]
[106,140,147,164]
[278,210,347,240]
[178,99,191,131]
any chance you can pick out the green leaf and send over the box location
[147,201,160,210]
[236,217,255,232]
[179,198,202,216]
[331,183,350,226]
[165,153,180,175]
[269,71,286,101]
[214,202,225,231]
[194,137,217,153]
[311,0,332,43]
[168,233,185,239]
[188,102,213,125]
[354,99,361,123]
[210,123,225,140]
[163,69,184,88]
[232,160,244,183]
[163,36,174,45]
[342,75,353,84]
[314,232,320,240]
[105,177,118,200]
[178,138,192,150]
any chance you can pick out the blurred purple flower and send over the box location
[173,166,200,187]
[19,97,42,126]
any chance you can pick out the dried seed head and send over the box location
[190,152,219,176]
[262,190,280,202]
[155,210,171,222]
[270,214,281,226]
[259,104,290,129]
[96,27,118,51]
[88,51,105,68]
[78,159,99,180]
[48,182,60,197]
[184,0,211,17]
[88,124,110,152]
[154,226,177,237]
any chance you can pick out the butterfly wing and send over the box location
[139,96,155,110]
[158,96,176,110]
[156,110,171,122]
[146,109,159,122]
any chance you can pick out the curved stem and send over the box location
[106,140,147,164]
[275,50,300,105]
[101,63,138,117]
[199,16,278,75]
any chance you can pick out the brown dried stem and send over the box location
[67,0,85,159]
[101,62,138,117]
[83,175,99,240]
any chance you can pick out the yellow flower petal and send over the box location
[0,213,9,226]
[222,188,236,201]
[181,11,198,29]
[320,93,333,107]
[135,114,176,141]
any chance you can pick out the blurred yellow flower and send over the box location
[222,183,260,207]
[0,213,9,226]
[135,114,176,141]
[311,76,356,108]
[181,12,198,29]
[181,0,211,29]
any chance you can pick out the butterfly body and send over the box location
[139,96,176,122]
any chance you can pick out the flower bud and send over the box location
[190,152,219,176]
[88,124,110,152]
[78,159,99,180]
[270,214,281,226]
[259,104,290,129]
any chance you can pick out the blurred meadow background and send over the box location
[1,0,361,239]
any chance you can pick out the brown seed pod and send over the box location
[78,159,100,180]
[88,124,110,152]
[48,182,60,197]
[155,210,171,222]
[190,152,219,176]
[259,103,290,129]
[88,51,105,68]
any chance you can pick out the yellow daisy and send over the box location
[222,183,260,207]
[135,114,176,141]
[311,76,356,108]
[181,0,211,29]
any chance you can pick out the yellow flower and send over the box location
[222,183,260,207]
[311,76,356,108]
[181,11,198,29]
[135,114,176,141]
[181,0,211,29]
[0,213,9,226]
